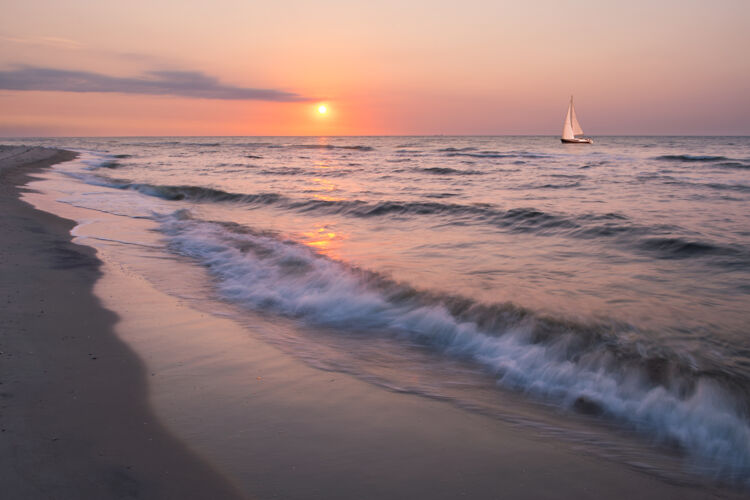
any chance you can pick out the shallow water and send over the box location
[12,135,750,485]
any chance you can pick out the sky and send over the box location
[1,0,749,136]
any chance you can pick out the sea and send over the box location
[10,136,750,487]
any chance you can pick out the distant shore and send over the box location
[2,144,745,499]
[0,146,242,498]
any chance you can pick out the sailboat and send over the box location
[561,96,593,144]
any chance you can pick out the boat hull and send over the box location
[561,138,593,144]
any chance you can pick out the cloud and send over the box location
[0,66,310,102]
[0,35,84,49]
[1,34,178,66]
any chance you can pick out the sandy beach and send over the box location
[0,146,242,498]
[2,145,745,499]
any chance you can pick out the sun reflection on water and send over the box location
[301,224,345,257]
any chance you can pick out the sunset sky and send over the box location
[1,0,748,136]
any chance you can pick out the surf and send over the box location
[157,209,750,481]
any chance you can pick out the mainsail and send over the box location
[570,99,584,136]
[562,96,584,139]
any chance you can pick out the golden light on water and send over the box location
[302,225,344,256]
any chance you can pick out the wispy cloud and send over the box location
[1,34,177,66]
[0,35,84,49]
[0,66,310,102]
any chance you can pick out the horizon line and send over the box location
[2,134,750,139]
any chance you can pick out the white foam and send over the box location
[160,213,750,481]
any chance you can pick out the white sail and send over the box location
[562,96,585,139]
[570,99,584,136]
[562,99,575,140]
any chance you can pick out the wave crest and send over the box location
[83,177,748,268]
[656,154,730,162]
[159,212,750,480]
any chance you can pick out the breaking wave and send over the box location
[81,154,125,170]
[128,183,283,204]
[159,210,750,481]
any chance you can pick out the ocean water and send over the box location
[13,136,750,485]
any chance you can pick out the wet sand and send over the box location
[3,145,744,499]
[0,146,242,498]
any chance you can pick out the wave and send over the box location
[255,167,306,176]
[655,154,732,163]
[117,140,374,151]
[705,182,750,193]
[74,176,281,204]
[521,181,581,190]
[82,155,123,170]
[663,179,750,194]
[101,178,563,225]
[550,173,586,179]
[438,147,477,152]
[420,167,485,176]
[288,144,374,151]
[657,156,750,169]
[120,141,181,147]
[425,192,459,199]
[638,237,749,261]
[159,211,750,481]
[445,151,550,159]
[715,162,750,170]
[98,161,121,169]
[130,184,283,204]
[83,177,746,267]
[185,142,222,147]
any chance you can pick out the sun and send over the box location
[317,105,327,114]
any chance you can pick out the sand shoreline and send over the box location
[3,144,746,499]
[0,146,242,498]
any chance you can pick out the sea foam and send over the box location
[159,210,750,482]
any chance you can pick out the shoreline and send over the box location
[4,144,746,499]
[0,146,242,498]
